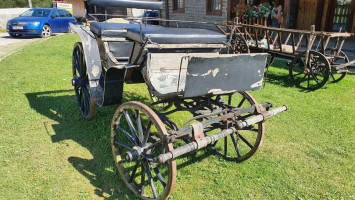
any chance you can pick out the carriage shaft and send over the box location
[156,105,288,164]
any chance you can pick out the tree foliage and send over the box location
[0,0,53,8]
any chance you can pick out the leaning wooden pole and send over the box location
[28,0,32,8]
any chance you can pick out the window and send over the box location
[173,0,185,13]
[51,10,60,18]
[207,0,222,15]
[64,10,72,17]
[58,10,66,17]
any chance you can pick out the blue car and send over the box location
[6,8,76,38]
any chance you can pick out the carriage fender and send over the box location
[70,23,104,106]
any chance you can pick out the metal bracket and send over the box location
[191,122,204,141]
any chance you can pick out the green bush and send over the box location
[0,0,53,8]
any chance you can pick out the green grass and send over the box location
[0,34,354,199]
[0,29,6,33]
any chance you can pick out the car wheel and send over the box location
[9,33,22,38]
[41,25,52,38]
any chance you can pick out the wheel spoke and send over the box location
[118,124,136,144]
[135,110,144,142]
[123,111,140,144]
[143,161,158,198]
[150,162,167,188]
[114,140,133,149]
[238,133,254,149]
[310,73,319,84]
[129,161,139,183]
[237,97,246,108]
[230,134,241,157]
[140,162,145,196]
[144,140,162,151]
[143,121,152,145]
[330,73,336,81]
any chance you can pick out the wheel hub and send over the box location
[125,146,144,162]
[72,77,84,87]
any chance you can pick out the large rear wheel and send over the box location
[329,51,348,83]
[211,92,265,163]
[72,42,94,120]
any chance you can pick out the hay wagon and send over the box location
[217,19,355,90]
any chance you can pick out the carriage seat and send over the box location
[90,22,139,37]
[126,25,227,44]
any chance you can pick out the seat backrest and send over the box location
[126,25,227,44]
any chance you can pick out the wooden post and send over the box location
[304,25,316,73]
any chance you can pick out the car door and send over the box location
[48,10,61,33]
[58,9,69,32]
[61,10,74,32]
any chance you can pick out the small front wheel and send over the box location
[289,51,330,90]
[111,101,176,199]
[41,25,52,38]
[212,92,265,163]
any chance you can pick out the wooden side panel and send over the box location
[297,0,318,30]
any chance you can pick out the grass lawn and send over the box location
[0,34,354,199]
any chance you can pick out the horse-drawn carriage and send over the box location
[70,0,287,199]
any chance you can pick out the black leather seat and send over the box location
[90,22,139,37]
[127,25,227,44]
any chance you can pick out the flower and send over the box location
[233,2,276,19]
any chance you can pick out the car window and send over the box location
[51,10,60,18]
[21,9,50,17]
[64,10,72,17]
[58,10,66,17]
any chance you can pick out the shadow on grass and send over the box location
[25,89,248,198]
[25,89,150,199]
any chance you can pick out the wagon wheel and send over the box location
[72,42,94,120]
[211,92,265,163]
[289,51,330,90]
[149,92,173,110]
[229,33,250,54]
[329,51,348,83]
[111,101,176,200]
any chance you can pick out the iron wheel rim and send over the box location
[289,51,330,90]
[111,101,176,200]
[72,42,94,120]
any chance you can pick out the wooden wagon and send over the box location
[217,18,355,90]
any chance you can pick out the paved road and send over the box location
[0,33,42,61]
